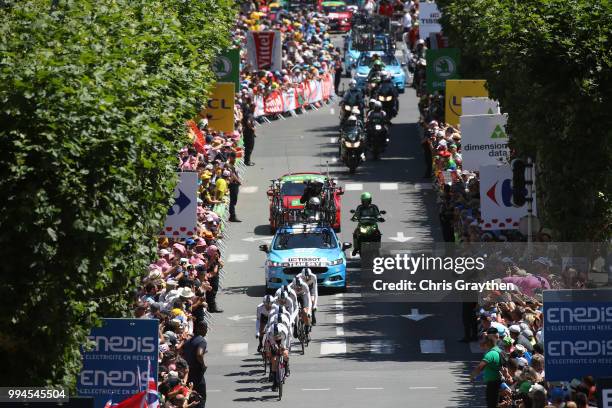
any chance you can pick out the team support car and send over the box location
[343,33,393,77]
[320,1,353,33]
[267,172,344,232]
[260,224,352,291]
[353,52,406,93]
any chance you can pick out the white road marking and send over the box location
[242,186,259,194]
[320,341,346,355]
[335,300,343,309]
[370,340,394,354]
[409,386,438,390]
[388,232,414,242]
[380,182,398,190]
[302,388,330,391]
[335,293,344,297]
[470,341,483,353]
[335,313,344,324]
[330,137,338,143]
[420,339,446,354]
[356,387,384,390]
[208,390,222,393]
[336,327,345,336]
[330,108,335,115]
[227,254,249,263]
[222,343,248,356]
[414,183,433,191]
[344,183,363,191]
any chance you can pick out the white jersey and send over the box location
[267,310,292,332]
[297,271,318,309]
[255,302,278,335]
[290,280,312,310]
[275,286,298,309]
[264,322,290,350]
[274,295,296,323]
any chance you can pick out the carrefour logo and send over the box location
[433,56,456,78]
[486,178,515,207]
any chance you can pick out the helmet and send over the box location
[301,268,314,278]
[351,106,360,114]
[360,192,372,206]
[263,295,273,306]
[373,100,382,110]
[369,98,377,106]
[308,196,321,207]
[347,115,357,124]
[278,305,285,315]
[417,39,425,45]
[349,79,357,88]
[279,292,287,302]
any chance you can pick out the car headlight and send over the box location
[328,258,344,266]
[344,141,361,148]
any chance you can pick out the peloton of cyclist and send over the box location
[297,268,318,325]
[255,295,278,352]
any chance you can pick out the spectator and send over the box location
[470,336,503,408]
[182,321,208,408]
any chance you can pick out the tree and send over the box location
[0,0,235,387]
[437,0,612,240]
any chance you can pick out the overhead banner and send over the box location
[544,289,612,381]
[444,79,488,126]
[246,30,282,71]
[162,172,198,238]
[419,2,442,39]
[77,318,159,408]
[460,113,510,169]
[213,48,240,91]
[200,82,235,133]
[479,164,536,230]
[426,48,460,93]
[462,97,500,116]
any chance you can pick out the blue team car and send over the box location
[259,224,352,292]
[343,33,393,78]
[353,51,406,93]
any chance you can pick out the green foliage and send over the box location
[0,0,235,387]
[437,0,612,240]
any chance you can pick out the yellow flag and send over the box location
[445,80,488,126]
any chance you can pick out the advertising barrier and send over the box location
[77,318,159,408]
[426,48,460,93]
[253,74,335,118]
[162,172,199,238]
[544,289,612,381]
[200,82,235,132]
[246,30,282,71]
[462,97,500,116]
[419,2,442,39]
[460,113,510,169]
[445,79,488,126]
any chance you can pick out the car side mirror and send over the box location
[380,210,386,214]
[350,209,355,214]
[342,242,352,250]
[259,244,269,253]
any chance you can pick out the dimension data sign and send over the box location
[543,289,612,381]
[426,48,460,93]
[77,318,159,408]
[460,113,510,170]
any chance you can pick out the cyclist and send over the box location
[275,285,298,322]
[274,290,297,325]
[289,276,312,338]
[297,268,318,326]
[255,295,278,352]
[264,322,290,392]
[265,305,293,375]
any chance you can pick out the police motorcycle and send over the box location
[365,101,389,160]
[339,115,366,173]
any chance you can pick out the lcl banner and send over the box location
[246,31,282,71]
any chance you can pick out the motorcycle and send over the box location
[376,92,398,120]
[350,209,386,256]
[365,116,389,160]
[339,103,363,126]
[340,127,365,174]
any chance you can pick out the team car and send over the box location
[343,33,393,77]
[267,172,344,232]
[320,1,353,33]
[260,224,351,291]
[353,52,406,93]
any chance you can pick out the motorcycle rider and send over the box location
[366,100,389,147]
[256,295,279,352]
[376,72,399,119]
[341,79,365,114]
[340,114,365,155]
[297,268,318,325]
[351,192,381,256]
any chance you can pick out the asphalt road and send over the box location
[202,44,487,407]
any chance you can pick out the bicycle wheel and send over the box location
[261,351,267,375]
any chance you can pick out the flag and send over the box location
[104,399,113,408]
[112,391,146,408]
[146,358,160,408]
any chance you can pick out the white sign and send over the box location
[479,165,536,231]
[419,2,442,39]
[460,113,510,170]
[162,172,198,238]
[461,97,500,116]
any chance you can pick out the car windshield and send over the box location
[358,54,397,67]
[273,231,337,250]
[280,181,306,196]
[323,5,346,13]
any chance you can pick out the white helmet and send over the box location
[308,196,321,207]
[369,98,377,105]
[347,115,358,122]
[349,79,357,88]
[373,100,382,108]
[417,39,425,45]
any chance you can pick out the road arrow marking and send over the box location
[227,314,256,321]
[401,308,434,321]
[241,236,273,243]
[389,232,414,242]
